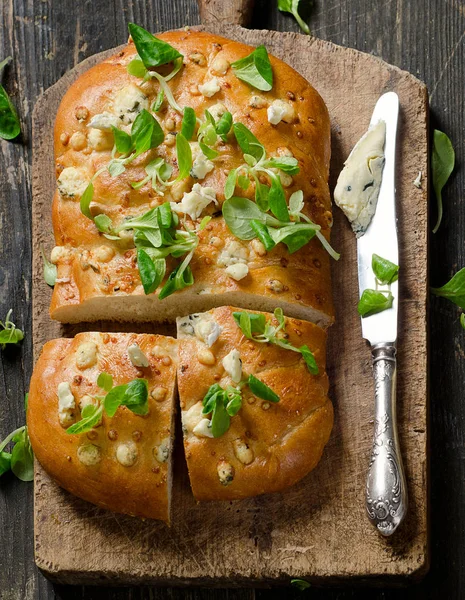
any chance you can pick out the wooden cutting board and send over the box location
[31,0,429,586]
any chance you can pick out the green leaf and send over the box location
[10,428,34,482]
[0,451,11,476]
[274,307,285,329]
[108,159,126,177]
[80,182,94,219]
[250,220,276,251]
[372,253,399,285]
[224,169,238,199]
[255,182,270,212]
[137,248,166,294]
[299,345,319,374]
[225,388,242,416]
[199,141,219,159]
[0,57,20,140]
[103,385,128,418]
[222,197,267,240]
[268,223,318,253]
[112,126,133,154]
[432,267,465,309]
[357,289,394,317]
[268,172,290,221]
[127,57,147,78]
[232,312,267,337]
[66,404,103,435]
[232,123,265,161]
[0,310,24,349]
[247,374,280,403]
[41,247,57,286]
[94,214,115,236]
[216,111,233,141]
[158,262,194,299]
[199,215,212,230]
[175,133,193,180]
[152,89,164,112]
[289,190,304,215]
[291,578,311,591]
[278,0,311,35]
[432,129,455,233]
[211,394,231,438]
[461,313,465,330]
[131,109,164,153]
[231,45,273,91]
[128,23,183,68]
[202,384,223,415]
[121,379,149,415]
[97,372,113,392]
[181,106,196,140]
[265,156,300,174]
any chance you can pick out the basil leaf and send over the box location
[432,129,455,233]
[121,379,149,416]
[137,248,166,294]
[232,311,266,336]
[237,312,252,338]
[0,451,11,476]
[231,45,273,92]
[127,57,147,78]
[112,126,133,154]
[255,182,270,212]
[216,111,233,141]
[211,395,231,438]
[299,345,319,375]
[80,182,94,219]
[250,220,276,251]
[224,168,238,200]
[357,289,394,317]
[10,429,34,482]
[175,133,193,180]
[291,579,311,591]
[222,197,267,240]
[278,0,311,35]
[372,253,399,285]
[181,106,196,140]
[152,89,164,112]
[265,156,299,174]
[202,384,223,415]
[41,247,57,286]
[131,109,164,153]
[97,372,113,392]
[268,173,290,221]
[232,123,265,161]
[66,404,103,434]
[128,23,183,68]
[247,374,280,403]
[158,262,194,300]
[0,58,20,140]
[103,385,128,418]
[269,223,317,253]
[431,267,465,309]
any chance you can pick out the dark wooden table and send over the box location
[0,1,463,598]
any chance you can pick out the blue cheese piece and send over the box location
[171,183,217,220]
[334,120,386,237]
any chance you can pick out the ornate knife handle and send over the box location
[365,343,408,536]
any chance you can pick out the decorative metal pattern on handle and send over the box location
[365,343,407,536]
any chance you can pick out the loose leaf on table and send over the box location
[432,129,455,234]
[128,23,183,68]
[0,56,20,140]
[247,374,280,403]
[358,289,394,317]
[372,253,399,285]
[431,268,465,309]
[231,45,273,91]
[10,428,34,482]
[278,0,311,35]
[41,247,57,286]
[0,309,24,349]
[0,451,11,476]
[291,578,311,591]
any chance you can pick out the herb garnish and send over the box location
[291,578,311,591]
[357,289,394,317]
[66,373,149,435]
[128,23,183,68]
[278,0,311,35]
[432,129,455,234]
[41,247,57,286]
[0,395,33,481]
[233,308,319,374]
[432,268,465,309]
[0,310,24,349]
[202,374,279,438]
[0,56,20,140]
[231,45,273,91]
[372,253,399,285]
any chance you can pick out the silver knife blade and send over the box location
[357,92,399,345]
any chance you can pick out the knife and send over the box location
[357,92,408,536]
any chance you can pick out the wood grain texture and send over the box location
[31,25,428,586]
[197,0,254,27]
[0,1,464,599]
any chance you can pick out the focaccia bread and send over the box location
[27,332,177,522]
[50,29,335,326]
[177,306,333,501]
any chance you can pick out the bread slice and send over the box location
[176,306,333,501]
[27,332,177,522]
[50,29,334,327]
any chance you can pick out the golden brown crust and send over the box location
[50,29,334,325]
[27,332,177,522]
[176,306,333,501]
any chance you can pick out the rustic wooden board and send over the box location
[31,24,429,586]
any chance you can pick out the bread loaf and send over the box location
[177,306,333,500]
[27,332,177,521]
[50,29,335,326]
